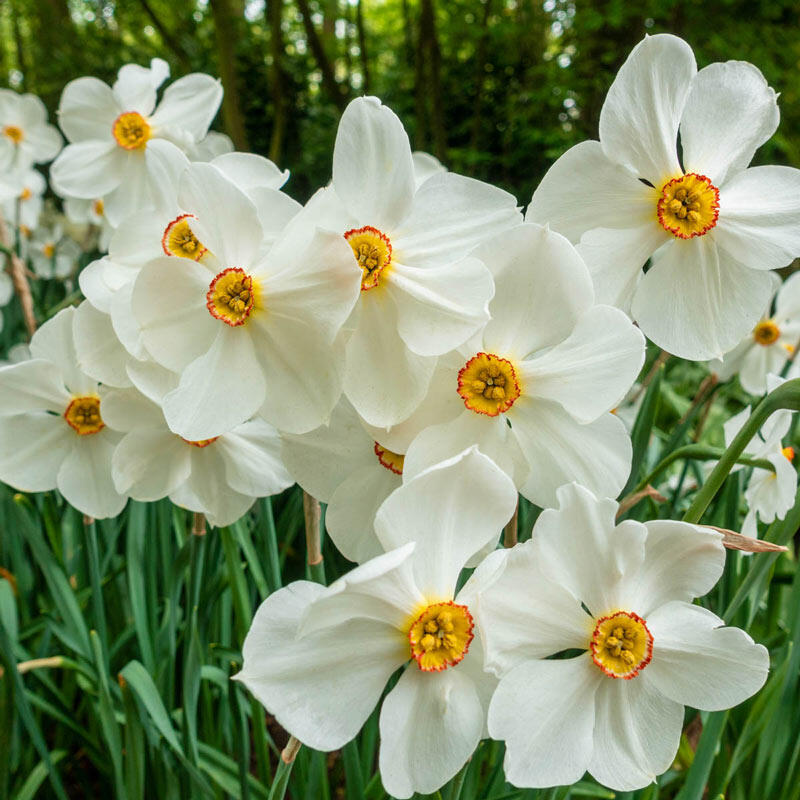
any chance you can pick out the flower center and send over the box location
[457,352,521,416]
[344,226,392,291]
[753,319,780,346]
[64,396,105,435]
[590,611,653,679]
[162,214,208,260]
[112,111,151,150]
[93,199,105,216]
[182,436,219,448]
[206,268,259,327]
[3,125,23,143]
[782,446,795,462]
[43,243,55,258]
[374,442,404,475]
[407,601,474,672]
[657,173,719,239]
[20,187,32,201]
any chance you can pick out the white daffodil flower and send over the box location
[477,483,769,792]
[281,397,405,563]
[63,195,115,251]
[302,96,521,427]
[0,307,127,518]
[235,447,517,799]
[710,273,800,396]
[367,223,645,508]
[29,222,81,279]
[78,150,297,375]
[0,88,62,171]
[132,162,360,440]
[103,362,292,527]
[1,167,46,232]
[528,33,800,361]
[50,58,223,226]
[723,376,797,536]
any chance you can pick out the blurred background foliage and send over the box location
[1,0,799,205]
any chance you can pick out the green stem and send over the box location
[267,755,296,800]
[262,498,282,592]
[682,378,800,524]
[633,444,774,495]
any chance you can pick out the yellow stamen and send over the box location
[590,610,653,679]
[43,243,55,259]
[374,442,404,475]
[753,319,780,347]
[93,199,105,217]
[162,214,207,260]
[182,437,219,448]
[206,267,260,327]
[64,396,104,435]
[20,187,32,201]
[457,352,521,416]
[343,225,392,290]
[782,446,795,462]
[406,601,474,672]
[3,125,23,143]
[657,173,719,239]
[112,111,151,150]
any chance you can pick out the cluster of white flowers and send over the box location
[1,33,798,796]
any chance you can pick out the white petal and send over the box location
[530,483,645,617]
[326,463,402,564]
[527,140,656,242]
[112,429,189,500]
[96,151,151,227]
[133,256,218,372]
[374,447,517,599]
[386,256,493,356]
[632,237,779,360]
[738,343,786,396]
[680,61,779,187]
[344,292,436,427]
[475,543,594,676]
[379,666,484,799]
[645,601,769,710]
[0,359,69,414]
[0,413,72,491]
[57,77,120,143]
[236,580,406,751]
[150,74,223,142]
[29,307,95,395]
[73,301,132,388]
[281,398,377,501]
[520,305,645,423]
[113,64,159,115]
[216,418,293,497]
[512,401,633,508]
[478,222,595,358]
[577,223,669,312]
[332,96,414,229]
[100,386,164,431]
[716,166,800,271]
[184,446,256,526]
[620,521,725,616]
[402,409,524,487]
[589,676,683,792]
[50,140,126,199]
[745,454,797,525]
[57,431,127,518]
[599,34,695,182]
[162,328,266,440]
[211,151,289,191]
[393,172,521,265]
[489,656,600,788]
[179,162,263,267]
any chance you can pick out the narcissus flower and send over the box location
[51,58,222,225]
[303,96,521,427]
[103,363,292,527]
[1,168,46,231]
[528,34,800,360]
[63,196,115,251]
[132,163,360,440]
[0,308,127,518]
[29,223,81,280]
[477,483,769,792]
[711,274,800,395]
[0,88,62,171]
[723,377,797,536]
[235,448,518,799]
[281,398,405,563]
[368,223,645,508]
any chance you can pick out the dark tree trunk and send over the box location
[468,0,494,155]
[355,0,370,94]
[296,0,348,110]
[266,0,288,163]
